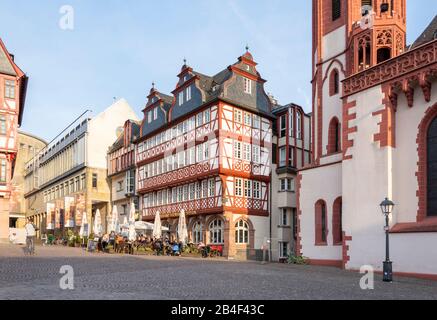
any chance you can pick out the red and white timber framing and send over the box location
[136,100,272,221]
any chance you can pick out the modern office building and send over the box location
[24,98,138,238]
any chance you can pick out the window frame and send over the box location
[332,0,341,21]
[0,115,6,136]
[4,80,15,99]
[209,219,224,244]
[244,78,252,94]
[235,220,249,244]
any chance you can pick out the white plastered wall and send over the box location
[299,162,342,260]
[344,84,437,275]
[232,213,269,250]
[87,99,139,169]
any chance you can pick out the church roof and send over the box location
[410,15,437,49]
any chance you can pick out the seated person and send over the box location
[102,233,110,252]
[109,231,116,248]
[172,243,180,256]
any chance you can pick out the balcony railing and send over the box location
[138,160,217,192]
[343,39,437,97]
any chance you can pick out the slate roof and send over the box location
[108,120,141,153]
[410,15,437,49]
[140,51,275,139]
[0,43,16,76]
[272,103,310,117]
[159,92,174,112]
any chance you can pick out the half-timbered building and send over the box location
[271,103,312,261]
[107,119,141,224]
[0,38,28,242]
[136,51,274,259]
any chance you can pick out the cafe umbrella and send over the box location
[128,201,137,241]
[79,212,89,237]
[79,212,89,247]
[109,205,119,233]
[94,209,103,236]
[153,211,162,239]
[178,209,188,245]
[128,200,136,224]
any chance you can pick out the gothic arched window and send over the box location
[332,0,341,21]
[427,116,437,217]
[327,117,341,154]
[315,200,328,245]
[377,47,391,64]
[332,197,343,245]
[330,69,340,96]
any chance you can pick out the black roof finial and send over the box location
[183,57,187,66]
[152,82,155,89]
[245,44,249,52]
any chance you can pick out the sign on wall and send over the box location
[46,203,55,230]
[75,193,85,226]
[55,199,64,229]
[64,196,75,228]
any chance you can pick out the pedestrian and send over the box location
[24,218,37,255]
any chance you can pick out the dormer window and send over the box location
[178,91,184,106]
[244,78,252,94]
[153,107,158,120]
[186,86,192,101]
[151,97,156,104]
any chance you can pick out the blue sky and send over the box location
[0,0,435,141]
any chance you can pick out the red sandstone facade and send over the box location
[298,0,437,278]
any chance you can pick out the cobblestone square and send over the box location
[0,244,436,300]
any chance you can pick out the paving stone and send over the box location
[0,244,436,300]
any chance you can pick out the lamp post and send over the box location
[380,197,395,282]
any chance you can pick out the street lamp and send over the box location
[380,197,395,282]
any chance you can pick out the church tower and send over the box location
[312,0,406,163]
